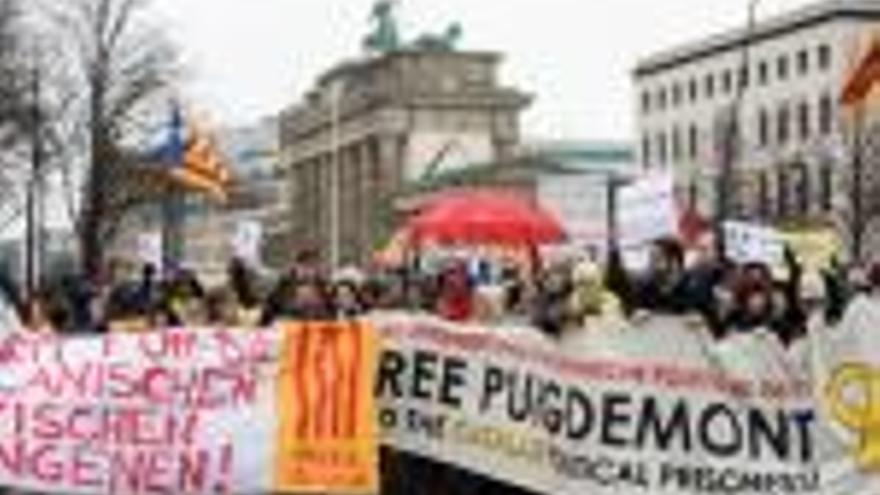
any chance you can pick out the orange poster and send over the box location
[273,321,379,493]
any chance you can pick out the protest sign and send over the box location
[723,221,785,267]
[136,232,163,268]
[808,296,880,495]
[374,316,818,495]
[231,220,262,263]
[617,172,678,249]
[274,321,379,493]
[3,308,880,494]
[0,323,378,495]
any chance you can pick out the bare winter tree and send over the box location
[0,0,34,233]
[41,0,179,276]
[837,115,880,262]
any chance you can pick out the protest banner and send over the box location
[374,315,819,495]
[723,221,785,267]
[808,295,880,495]
[274,321,379,493]
[2,309,880,494]
[0,322,378,495]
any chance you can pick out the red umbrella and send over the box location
[406,190,565,247]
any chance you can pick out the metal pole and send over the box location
[329,82,342,271]
[716,0,761,253]
[851,105,865,262]
[606,174,619,256]
[25,56,42,298]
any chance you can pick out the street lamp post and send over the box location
[25,51,43,299]
[716,0,762,250]
[851,105,865,262]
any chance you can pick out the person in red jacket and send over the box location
[435,262,474,322]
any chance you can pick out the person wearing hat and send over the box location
[569,257,622,328]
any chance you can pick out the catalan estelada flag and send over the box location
[842,38,880,106]
[154,103,231,202]
[274,320,379,493]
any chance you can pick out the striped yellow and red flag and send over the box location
[842,38,880,106]
[170,119,231,202]
[273,321,379,494]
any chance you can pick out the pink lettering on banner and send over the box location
[0,330,273,494]
[0,437,234,494]
[13,360,259,408]
[138,331,198,362]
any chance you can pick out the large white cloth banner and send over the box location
[375,315,818,494]
[0,302,879,494]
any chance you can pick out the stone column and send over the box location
[378,135,402,195]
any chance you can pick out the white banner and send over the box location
[723,221,785,267]
[618,172,678,249]
[2,305,880,494]
[0,322,379,495]
[136,232,163,269]
[375,314,819,495]
[808,295,880,495]
[231,220,263,263]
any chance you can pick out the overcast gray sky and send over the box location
[156,0,814,141]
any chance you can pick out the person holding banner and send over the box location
[435,262,474,322]
[0,268,22,334]
[331,279,368,319]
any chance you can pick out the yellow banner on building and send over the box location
[274,321,379,494]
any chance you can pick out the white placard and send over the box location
[136,232,163,268]
[231,220,262,263]
[617,172,678,248]
[723,221,784,266]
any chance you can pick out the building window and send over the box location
[796,163,810,215]
[739,65,750,90]
[819,93,833,135]
[758,171,770,218]
[777,103,790,144]
[797,49,809,76]
[777,168,789,218]
[641,91,651,114]
[688,124,698,160]
[688,180,698,209]
[820,165,833,211]
[658,132,668,164]
[705,74,715,99]
[818,44,831,71]
[722,69,733,94]
[658,88,667,110]
[689,78,698,102]
[672,126,682,162]
[798,101,811,140]
[642,134,652,166]
[777,55,789,80]
[758,108,770,147]
[758,60,769,85]
[672,83,682,107]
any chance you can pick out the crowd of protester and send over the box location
[1,238,879,495]
[0,237,877,349]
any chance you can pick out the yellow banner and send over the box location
[274,321,379,493]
